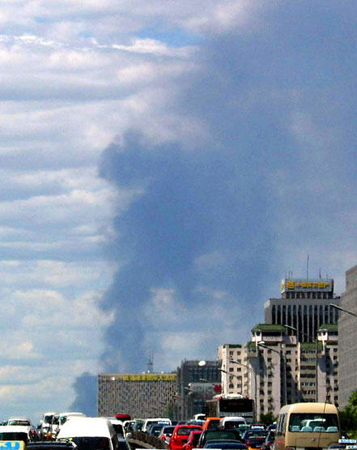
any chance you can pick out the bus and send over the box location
[275,402,340,450]
[205,395,255,423]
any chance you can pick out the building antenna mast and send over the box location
[306,255,309,279]
[147,354,154,373]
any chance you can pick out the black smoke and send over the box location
[72,0,357,410]
[70,372,97,416]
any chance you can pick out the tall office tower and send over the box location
[338,265,357,408]
[176,360,221,420]
[264,278,340,342]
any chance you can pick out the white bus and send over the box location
[275,402,340,450]
[205,396,255,423]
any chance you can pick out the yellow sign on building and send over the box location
[281,278,333,293]
[114,373,177,382]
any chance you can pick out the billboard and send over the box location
[110,373,176,382]
[281,278,333,294]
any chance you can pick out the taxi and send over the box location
[0,441,26,450]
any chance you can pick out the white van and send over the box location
[219,416,247,430]
[0,425,34,444]
[106,418,124,436]
[53,412,86,437]
[142,418,171,433]
[39,412,56,440]
[57,417,119,450]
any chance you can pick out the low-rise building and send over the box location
[97,372,177,418]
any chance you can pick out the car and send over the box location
[204,440,248,449]
[237,425,250,437]
[7,418,32,427]
[261,431,275,450]
[52,412,86,438]
[39,412,57,440]
[169,424,203,450]
[194,415,206,422]
[159,425,176,444]
[117,437,131,450]
[57,417,117,450]
[142,418,171,433]
[250,425,265,431]
[183,430,202,450]
[198,429,243,448]
[202,418,221,431]
[27,443,76,450]
[147,423,166,437]
[219,417,247,430]
[106,418,124,437]
[241,430,268,450]
[0,425,39,443]
[186,420,205,427]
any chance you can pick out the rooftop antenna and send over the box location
[319,268,322,279]
[147,354,154,373]
[306,255,309,279]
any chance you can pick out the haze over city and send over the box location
[0,1,356,422]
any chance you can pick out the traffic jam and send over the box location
[0,403,352,450]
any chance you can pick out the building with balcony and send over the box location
[218,276,341,419]
[338,264,357,408]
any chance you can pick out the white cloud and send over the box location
[111,38,195,58]
[0,0,354,422]
[0,284,114,419]
[0,1,276,44]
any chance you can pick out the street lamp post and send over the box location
[219,369,243,395]
[330,303,357,318]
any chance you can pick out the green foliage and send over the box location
[259,412,276,426]
[340,391,357,438]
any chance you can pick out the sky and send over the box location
[0,0,356,421]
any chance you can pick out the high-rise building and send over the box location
[338,264,357,408]
[265,278,340,342]
[218,276,341,419]
[176,360,221,420]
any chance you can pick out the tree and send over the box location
[340,391,357,438]
[260,412,276,426]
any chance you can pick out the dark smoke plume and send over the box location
[72,1,357,409]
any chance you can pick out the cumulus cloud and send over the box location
[0,0,356,421]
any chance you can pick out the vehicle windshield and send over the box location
[8,421,30,426]
[68,437,110,450]
[244,431,268,438]
[206,431,241,441]
[224,422,244,430]
[44,416,54,424]
[289,414,339,432]
[112,424,123,436]
[177,427,202,436]
[205,443,247,449]
[0,432,28,442]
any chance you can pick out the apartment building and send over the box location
[338,265,357,408]
[218,277,340,419]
